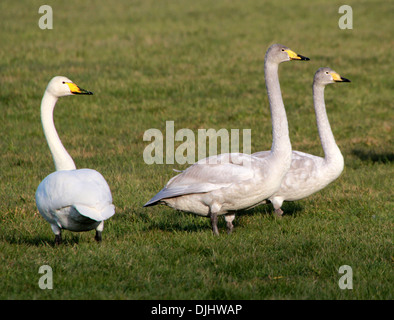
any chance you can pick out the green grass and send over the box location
[0,0,393,299]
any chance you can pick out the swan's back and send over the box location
[36,168,115,222]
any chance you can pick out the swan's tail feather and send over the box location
[143,195,162,207]
[73,204,115,221]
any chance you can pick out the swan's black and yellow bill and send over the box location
[66,82,93,95]
[331,73,351,83]
[285,49,310,61]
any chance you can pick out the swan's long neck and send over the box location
[264,61,292,160]
[313,84,342,163]
[41,91,76,171]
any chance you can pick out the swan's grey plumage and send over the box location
[144,44,309,234]
[35,76,115,244]
[253,67,350,215]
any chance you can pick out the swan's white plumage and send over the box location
[35,76,115,242]
[145,153,273,214]
[253,67,349,214]
[144,44,309,234]
[253,149,342,202]
[36,169,115,228]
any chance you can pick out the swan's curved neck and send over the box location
[313,84,342,162]
[41,91,76,171]
[264,61,291,158]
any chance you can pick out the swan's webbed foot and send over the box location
[274,207,284,217]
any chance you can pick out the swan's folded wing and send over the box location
[253,150,323,184]
[144,153,261,206]
[251,150,270,159]
[281,151,324,187]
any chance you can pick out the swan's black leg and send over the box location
[95,221,104,242]
[95,230,102,242]
[209,210,219,236]
[54,233,62,245]
[225,214,235,234]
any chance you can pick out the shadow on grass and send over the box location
[3,203,307,244]
[352,149,393,164]
[143,201,305,233]
[144,210,209,233]
[281,202,305,217]
[244,201,305,218]
[2,233,87,247]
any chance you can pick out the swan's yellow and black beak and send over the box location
[285,49,310,61]
[66,82,93,95]
[331,72,351,82]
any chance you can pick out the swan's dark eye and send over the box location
[281,48,285,52]
[62,81,65,84]
[325,72,329,74]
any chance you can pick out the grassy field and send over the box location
[0,0,392,300]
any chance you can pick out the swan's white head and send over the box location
[265,43,310,64]
[46,76,93,98]
[314,67,351,86]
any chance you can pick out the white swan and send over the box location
[253,67,350,215]
[35,76,115,244]
[144,44,309,235]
